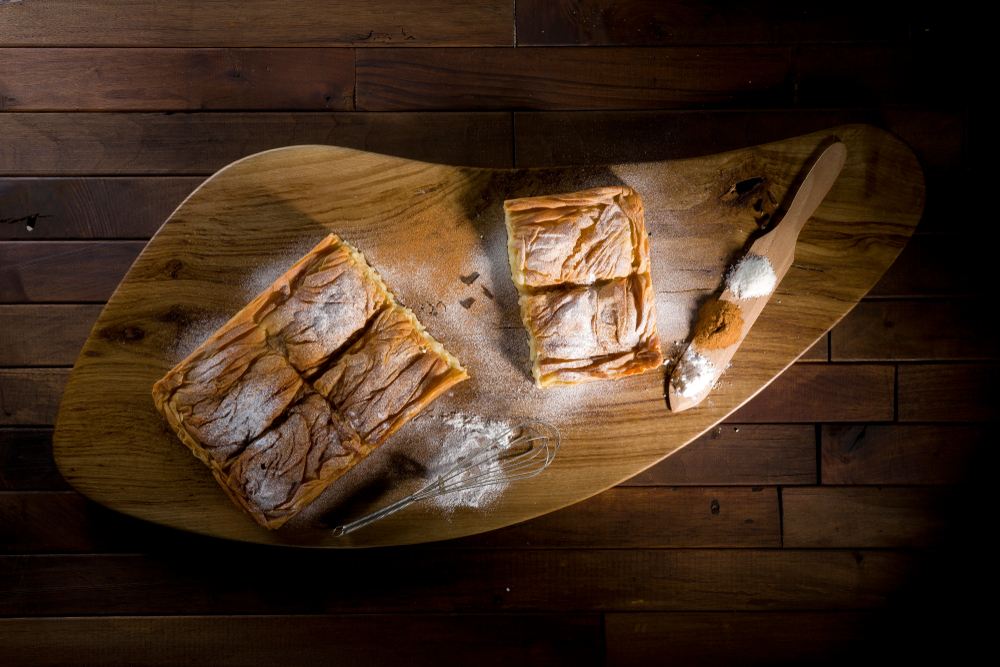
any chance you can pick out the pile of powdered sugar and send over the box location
[727,253,777,300]
[429,413,512,512]
[671,348,717,398]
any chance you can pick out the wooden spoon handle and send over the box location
[667,142,847,413]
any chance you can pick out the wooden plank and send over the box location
[831,300,999,361]
[794,45,960,107]
[0,614,602,667]
[0,48,354,111]
[0,305,102,366]
[436,487,780,548]
[1,177,201,240]
[0,550,920,615]
[897,363,998,422]
[0,113,515,175]
[0,487,778,553]
[798,334,828,361]
[356,47,794,111]
[0,429,70,490]
[621,425,816,486]
[822,424,985,485]
[870,235,987,297]
[0,491,159,553]
[727,364,895,423]
[514,109,963,168]
[606,611,882,666]
[0,369,69,426]
[0,242,144,303]
[782,486,949,548]
[516,1,907,46]
[0,0,513,47]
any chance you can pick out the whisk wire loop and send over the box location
[332,420,559,538]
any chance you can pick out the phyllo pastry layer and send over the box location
[314,307,469,448]
[504,187,662,388]
[152,234,467,529]
[221,393,369,529]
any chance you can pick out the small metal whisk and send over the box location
[332,420,559,537]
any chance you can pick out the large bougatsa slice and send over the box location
[252,235,389,377]
[153,233,468,530]
[504,186,663,388]
[505,186,648,288]
[521,274,661,387]
[221,393,370,529]
[314,307,468,447]
[152,320,306,469]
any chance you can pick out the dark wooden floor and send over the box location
[0,2,988,665]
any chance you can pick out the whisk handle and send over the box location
[331,494,420,538]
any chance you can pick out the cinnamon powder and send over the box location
[691,298,744,350]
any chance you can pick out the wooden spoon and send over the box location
[668,141,848,412]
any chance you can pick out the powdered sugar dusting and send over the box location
[238,237,324,303]
[430,413,512,512]
[168,313,229,362]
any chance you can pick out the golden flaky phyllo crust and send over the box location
[504,187,662,388]
[152,234,467,529]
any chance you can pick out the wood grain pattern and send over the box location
[0,487,777,553]
[798,335,828,361]
[0,0,513,47]
[782,486,950,548]
[897,364,998,422]
[0,48,354,111]
[516,0,907,46]
[356,47,793,110]
[0,429,70,490]
[51,126,923,547]
[0,113,515,175]
[794,45,956,107]
[0,242,144,303]
[726,364,895,423]
[0,550,920,615]
[0,178,201,240]
[0,369,69,426]
[514,108,963,168]
[0,305,102,365]
[445,487,780,548]
[831,299,999,361]
[822,424,985,485]
[605,611,883,666]
[622,424,816,485]
[0,614,603,667]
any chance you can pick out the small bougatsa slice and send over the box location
[221,393,370,529]
[505,186,648,288]
[253,235,389,377]
[521,274,661,387]
[315,307,468,447]
[152,320,305,469]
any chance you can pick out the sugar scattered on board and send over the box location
[430,413,512,512]
[727,253,776,299]
[671,348,717,398]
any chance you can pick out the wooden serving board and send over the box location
[52,124,924,547]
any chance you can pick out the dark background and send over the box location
[0,2,988,664]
